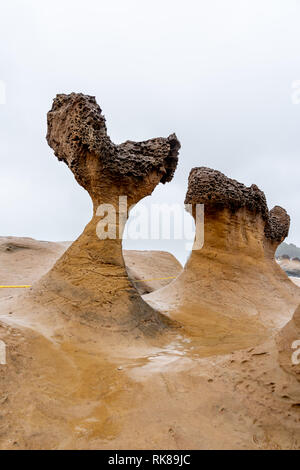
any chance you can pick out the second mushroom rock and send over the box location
[145,167,300,349]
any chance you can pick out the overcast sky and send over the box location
[1,0,300,264]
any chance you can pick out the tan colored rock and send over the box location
[145,168,300,351]
[1,166,300,449]
[32,93,180,332]
[123,250,182,294]
[1,103,300,449]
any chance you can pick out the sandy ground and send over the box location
[0,237,299,449]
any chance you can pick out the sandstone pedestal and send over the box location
[145,168,300,348]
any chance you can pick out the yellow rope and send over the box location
[0,285,32,288]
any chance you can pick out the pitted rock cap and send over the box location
[185,167,269,218]
[185,167,290,243]
[46,93,180,184]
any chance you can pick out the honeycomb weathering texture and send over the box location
[185,167,290,243]
[145,167,300,338]
[265,206,291,243]
[184,167,269,216]
[46,93,180,187]
[38,92,181,332]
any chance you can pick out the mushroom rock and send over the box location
[33,93,180,332]
[145,168,300,349]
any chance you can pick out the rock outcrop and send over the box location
[145,168,300,350]
[33,93,180,332]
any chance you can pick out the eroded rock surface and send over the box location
[1,103,300,449]
[145,167,300,348]
[35,93,180,332]
[185,167,269,217]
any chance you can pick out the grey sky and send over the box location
[1,0,300,264]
